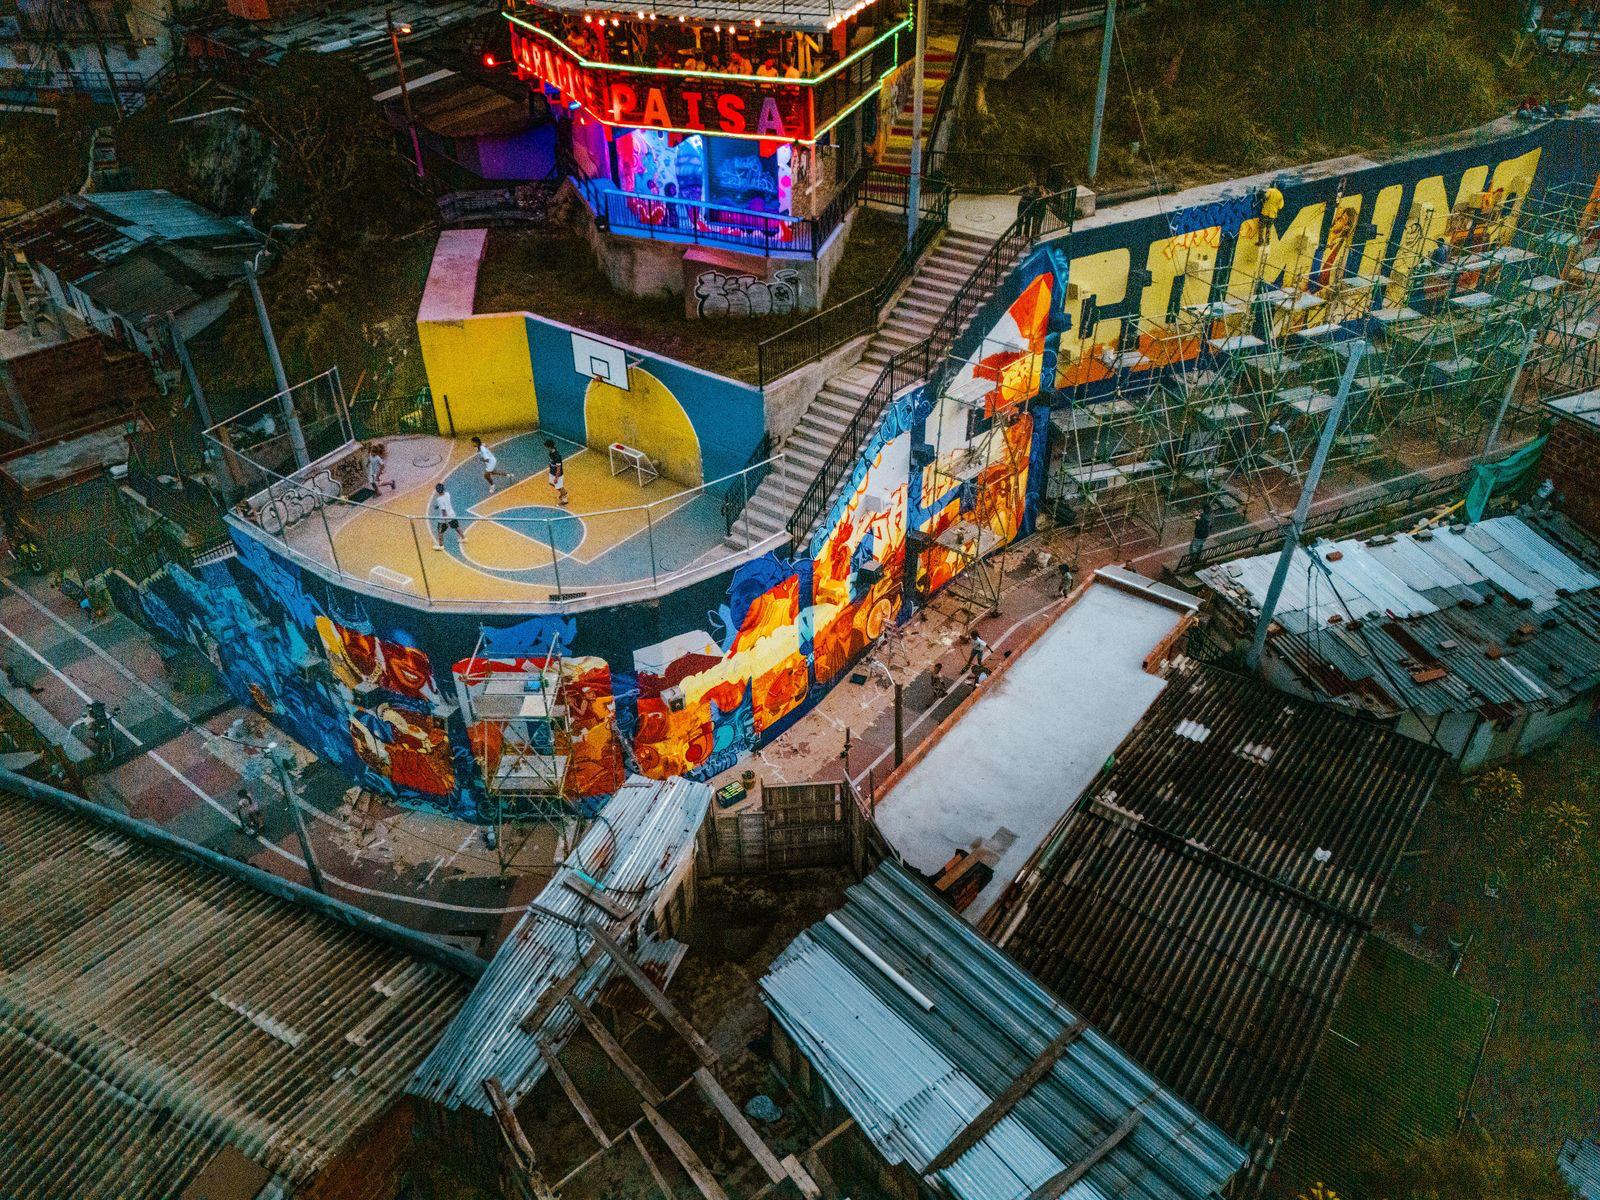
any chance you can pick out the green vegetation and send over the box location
[0,101,103,217]
[1380,725,1600,1155]
[961,0,1580,192]
[1273,937,1497,1200]
[1356,1131,1571,1200]
[476,204,907,381]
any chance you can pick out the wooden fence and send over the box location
[700,780,898,878]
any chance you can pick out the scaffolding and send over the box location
[921,330,1042,617]
[1042,180,1600,552]
[461,630,576,820]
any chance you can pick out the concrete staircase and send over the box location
[725,226,999,551]
[876,33,959,180]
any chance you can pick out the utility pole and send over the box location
[1246,340,1367,672]
[1481,322,1540,459]
[266,741,325,893]
[387,8,426,179]
[1086,0,1117,183]
[905,0,927,249]
[242,259,309,469]
[165,311,212,432]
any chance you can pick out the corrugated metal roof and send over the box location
[1,192,262,325]
[995,663,1440,1191]
[1548,387,1600,432]
[87,191,256,243]
[0,772,474,1200]
[1561,1138,1600,1200]
[408,775,711,1114]
[761,862,1247,1200]
[1198,516,1600,721]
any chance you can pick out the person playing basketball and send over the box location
[544,437,570,506]
[365,442,396,494]
[472,437,509,494]
[428,483,466,550]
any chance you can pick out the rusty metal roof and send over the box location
[408,774,711,1115]
[1197,515,1600,722]
[995,663,1441,1189]
[0,771,475,1200]
[0,192,263,327]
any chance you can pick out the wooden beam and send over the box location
[749,1119,856,1200]
[642,1101,730,1200]
[537,1037,610,1148]
[568,993,665,1105]
[784,1153,825,1200]
[1023,1109,1144,1200]
[482,1076,558,1200]
[518,940,606,1033]
[564,873,633,918]
[629,1126,675,1200]
[588,922,720,1069]
[692,1067,786,1184]
[923,1018,1089,1176]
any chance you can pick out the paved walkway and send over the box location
[0,570,557,955]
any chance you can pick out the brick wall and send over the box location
[1545,416,1600,537]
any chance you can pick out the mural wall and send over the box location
[115,117,1600,817]
[1027,120,1599,398]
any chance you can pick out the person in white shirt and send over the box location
[428,483,465,550]
[365,443,395,493]
[471,436,509,493]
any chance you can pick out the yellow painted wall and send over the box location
[584,364,704,486]
[417,313,538,436]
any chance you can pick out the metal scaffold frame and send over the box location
[461,630,576,821]
[1044,180,1600,551]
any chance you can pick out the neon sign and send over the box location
[513,27,811,137]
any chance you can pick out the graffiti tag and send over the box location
[695,268,802,318]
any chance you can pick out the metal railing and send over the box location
[205,384,791,610]
[787,187,1076,545]
[924,149,1071,193]
[350,388,439,441]
[721,432,774,535]
[755,173,952,386]
[226,447,789,611]
[1171,468,1475,575]
[981,0,1115,47]
[585,165,863,258]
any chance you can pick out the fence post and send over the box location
[547,519,564,599]
[741,467,752,549]
[410,516,433,601]
[644,504,659,594]
[320,501,342,576]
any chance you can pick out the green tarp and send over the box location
[1463,435,1548,523]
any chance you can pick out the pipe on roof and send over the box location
[0,767,486,979]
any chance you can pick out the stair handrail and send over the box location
[924,0,981,168]
[754,175,952,387]
[786,187,1077,547]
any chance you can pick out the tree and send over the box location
[247,50,428,239]
[1453,767,1524,851]
[1362,1131,1569,1200]
[1519,795,1590,880]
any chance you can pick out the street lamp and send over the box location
[386,8,426,179]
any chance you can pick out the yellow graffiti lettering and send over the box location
[1054,247,1129,387]
[1384,164,1489,304]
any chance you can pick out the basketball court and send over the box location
[288,432,734,604]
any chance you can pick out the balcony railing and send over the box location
[582,164,863,257]
[507,16,907,142]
